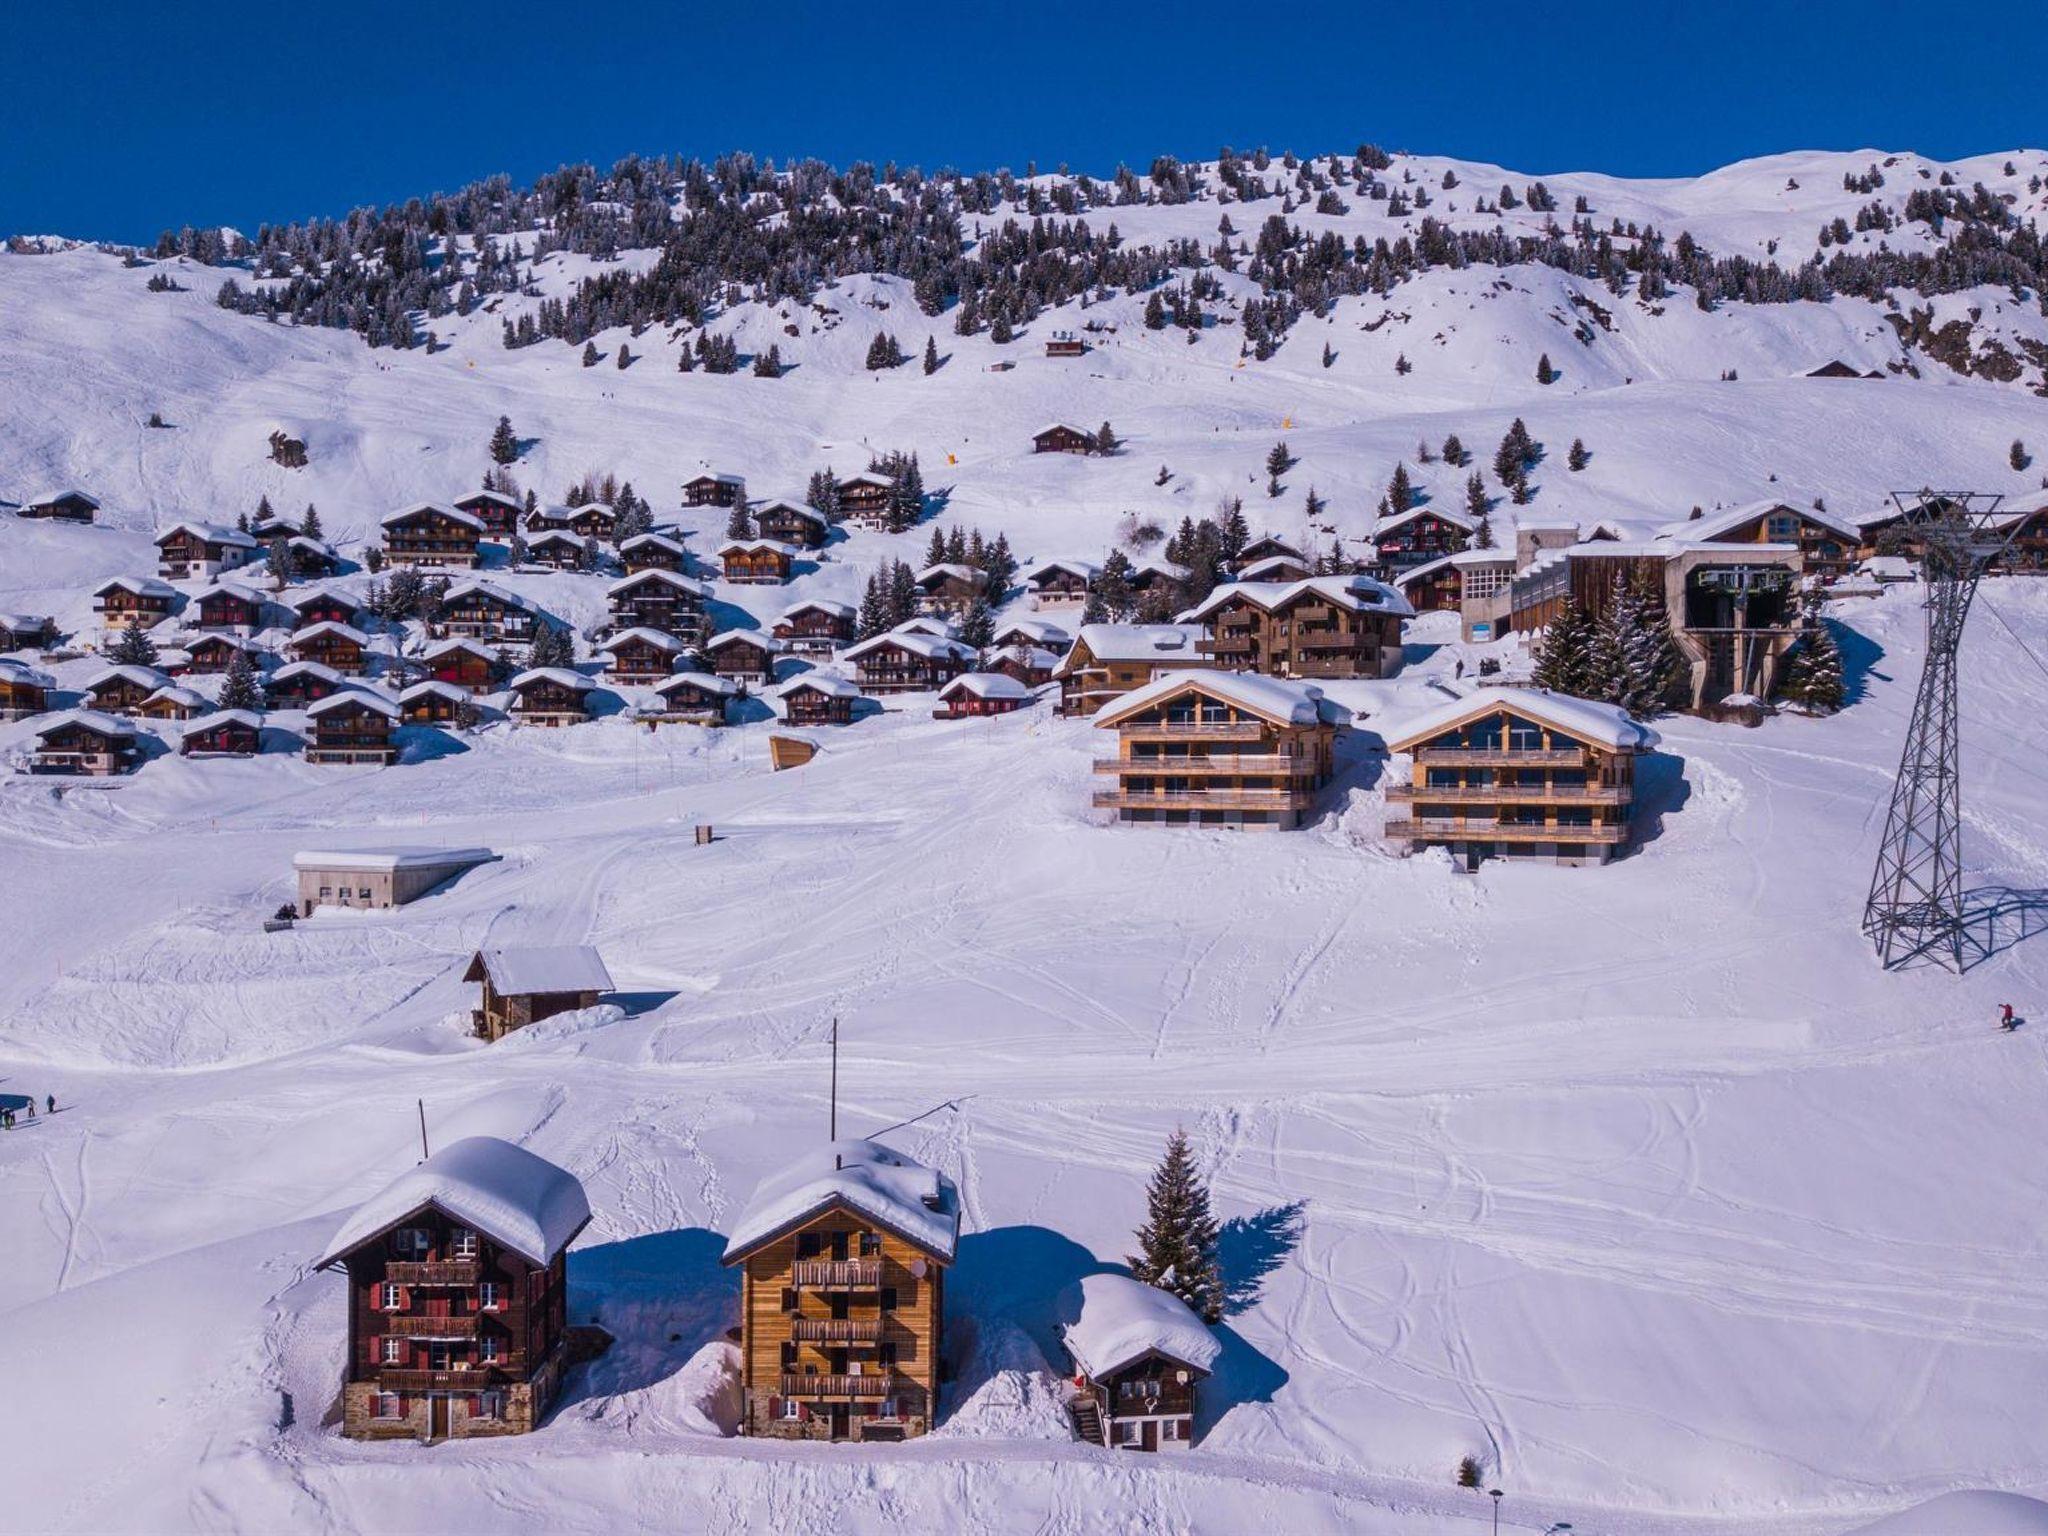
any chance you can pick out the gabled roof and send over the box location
[0,660,56,687]
[991,643,1059,669]
[705,628,783,654]
[307,689,400,719]
[271,660,343,684]
[779,598,857,622]
[87,663,173,692]
[200,579,267,606]
[1132,557,1191,583]
[188,632,262,654]
[291,586,359,613]
[893,616,959,639]
[778,672,862,699]
[1381,687,1659,753]
[1237,554,1312,581]
[526,528,587,550]
[1182,574,1415,622]
[445,579,538,611]
[1059,623,1205,668]
[382,501,484,531]
[1059,1273,1219,1381]
[28,488,101,510]
[182,709,262,736]
[93,575,178,600]
[1023,558,1101,585]
[608,568,709,598]
[844,630,974,662]
[464,945,614,998]
[1657,499,1861,544]
[993,618,1071,646]
[508,667,593,692]
[1094,669,1344,730]
[1238,534,1304,560]
[454,488,523,510]
[836,471,895,491]
[939,671,1030,701]
[916,562,985,586]
[143,684,205,708]
[1032,421,1091,438]
[1373,505,1476,539]
[600,626,688,654]
[289,621,368,646]
[719,538,798,558]
[565,501,616,521]
[722,1138,961,1265]
[1393,547,1514,587]
[35,708,135,741]
[316,1136,591,1270]
[684,471,745,487]
[422,637,496,662]
[752,498,827,525]
[656,670,741,697]
[399,680,467,702]
[157,519,259,549]
[620,531,688,554]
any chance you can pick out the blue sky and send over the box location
[4,0,2040,242]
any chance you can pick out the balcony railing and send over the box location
[791,1317,884,1344]
[1094,754,1314,775]
[383,1314,479,1338]
[1094,788,1311,810]
[1385,818,1627,844]
[780,1372,893,1399]
[1410,748,1588,768]
[386,1260,480,1285]
[792,1258,882,1289]
[374,1367,505,1391]
[1386,784,1631,806]
[1111,721,1266,741]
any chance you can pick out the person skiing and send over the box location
[45,1094,54,1115]
[2000,1003,2017,1032]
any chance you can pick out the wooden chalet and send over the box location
[705,629,784,685]
[913,563,991,616]
[523,529,589,571]
[0,661,55,721]
[421,638,500,693]
[249,509,304,542]
[453,489,524,537]
[1052,624,1215,716]
[1237,553,1313,583]
[752,499,830,550]
[20,488,100,522]
[1183,575,1412,681]
[286,536,343,580]
[1129,559,1193,610]
[989,644,1059,687]
[1372,507,1476,572]
[682,472,746,508]
[290,589,360,630]
[773,599,857,655]
[607,570,710,646]
[1058,1274,1219,1452]
[196,582,270,633]
[315,1137,590,1442]
[648,671,739,725]
[1993,492,2048,573]
[30,710,140,775]
[156,520,259,580]
[85,664,173,716]
[399,681,468,724]
[305,691,401,765]
[137,685,206,721]
[561,503,616,541]
[507,668,594,728]
[180,710,264,757]
[1394,549,1516,616]
[1660,500,1861,581]
[465,945,613,1042]
[835,471,896,526]
[1022,560,1099,604]
[1230,535,1305,575]
[1092,671,1343,831]
[440,581,542,644]
[287,622,370,675]
[992,618,1071,655]
[1382,689,1654,867]
[183,634,264,674]
[0,613,59,650]
[93,575,179,631]
[935,672,1031,718]
[620,531,688,573]
[1032,422,1100,456]
[266,661,347,708]
[599,627,688,684]
[843,630,974,694]
[382,503,484,569]
[1044,334,1088,358]
[720,539,797,585]
[1807,359,1884,379]
[777,673,861,727]
[722,1139,960,1443]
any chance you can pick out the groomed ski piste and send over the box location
[3,145,2048,1534]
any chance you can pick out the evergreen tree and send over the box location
[1321,341,1335,368]
[1081,587,1109,624]
[1265,440,1293,479]
[108,625,160,667]
[926,526,950,566]
[856,571,890,639]
[255,494,275,526]
[1143,291,1167,330]
[1441,433,1467,467]
[1536,352,1557,385]
[1394,352,1411,375]
[615,344,630,370]
[923,335,940,375]
[1416,438,1435,465]
[508,532,529,567]
[989,312,1012,344]
[2013,439,2030,472]
[1568,438,1590,472]
[752,343,782,378]
[983,531,1018,593]
[886,560,920,626]
[1095,421,1119,456]
[808,468,841,522]
[1127,1128,1223,1324]
[1094,550,1137,621]
[959,594,996,651]
[1474,510,1495,549]
[1219,497,1250,560]
[301,503,323,541]
[1532,598,1596,696]
[1304,486,1326,522]
[1464,473,1488,524]
[726,500,754,539]
[581,341,601,367]
[1387,462,1414,515]
[489,415,519,465]
[1591,575,1680,715]
[865,331,901,370]
[1779,604,1846,712]
[218,646,261,712]
[945,526,969,565]
[266,533,298,590]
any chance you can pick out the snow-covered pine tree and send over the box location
[1779,606,1846,713]
[808,469,841,522]
[1441,434,1467,467]
[301,503,323,540]
[959,595,996,651]
[1474,511,1495,549]
[856,572,889,639]
[581,341,600,367]
[886,561,920,627]
[108,625,160,667]
[1532,598,1596,697]
[925,526,948,567]
[218,647,261,712]
[267,534,298,590]
[1568,438,1590,472]
[1265,440,1293,479]
[752,343,782,378]
[1095,422,1119,455]
[489,415,519,466]
[1593,575,1679,715]
[726,501,753,540]
[983,531,1017,593]
[1536,353,1557,385]
[1465,473,1488,523]
[1128,1128,1223,1324]
[2013,439,2030,472]
[944,526,968,565]
[1394,353,1412,374]
[1095,550,1137,621]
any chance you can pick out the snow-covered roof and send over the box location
[87,663,172,692]
[0,612,55,631]
[608,569,709,598]
[1394,548,1516,587]
[1023,558,1100,585]
[271,660,343,684]
[445,579,537,611]
[465,945,614,998]
[1657,499,1861,544]
[837,471,895,490]
[719,538,798,558]
[292,846,494,872]
[0,660,56,687]
[1095,669,1342,730]
[844,630,974,662]
[422,637,495,661]
[600,626,688,653]
[28,488,101,510]
[1995,488,2048,525]
[188,632,261,653]
[399,680,468,702]
[307,689,400,720]
[454,488,523,509]
[143,685,205,709]
[1373,505,1476,538]
[182,709,261,736]
[753,498,827,525]
[93,574,178,600]
[779,672,863,699]
[1239,534,1304,558]
[705,628,783,654]
[893,616,959,639]
[200,579,266,605]
[723,1138,961,1264]
[291,586,358,612]
[290,621,368,646]
[1238,554,1312,580]
[1132,558,1191,583]
[620,531,688,554]
[991,644,1059,669]
[382,501,484,531]
[1058,1273,1220,1380]
[684,471,745,487]
[527,528,587,550]
[779,598,857,622]
[1382,687,1660,753]
[1859,555,1916,579]
[657,670,741,697]
[157,519,258,549]
[1181,575,1415,622]
[566,501,615,520]
[1063,623,1206,664]
[916,561,985,585]
[939,671,1031,701]
[1567,539,1799,561]
[993,618,1070,646]
[509,667,593,692]
[35,708,135,740]
[1032,421,1091,438]
[316,1136,591,1270]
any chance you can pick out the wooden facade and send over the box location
[720,541,796,585]
[137,687,205,721]
[422,640,500,692]
[1373,509,1474,571]
[509,671,593,728]
[305,695,400,765]
[608,571,709,646]
[649,673,737,725]
[914,564,990,616]
[85,667,169,716]
[287,623,369,674]
[181,713,263,757]
[0,664,52,721]
[383,506,483,569]
[773,601,857,655]
[779,677,859,727]
[400,682,466,723]
[453,490,523,536]
[1666,502,1859,580]
[1033,424,1099,455]
[935,674,1031,718]
[94,579,177,631]
[620,533,688,573]
[440,584,541,644]
[21,490,99,522]
[602,629,687,684]
[31,714,140,775]
[835,472,895,525]
[157,523,258,580]
[845,634,973,694]
[196,587,267,633]
[752,501,829,550]
[0,614,59,650]
[524,530,589,571]
[1189,580,1409,681]
[707,632,782,685]
[183,635,262,674]
[1093,674,1339,831]
[682,473,746,508]
[1053,625,1214,716]
[291,591,360,630]
[266,663,346,707]
[463,947,612,1042]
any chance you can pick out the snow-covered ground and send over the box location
[2,146,2048,1535]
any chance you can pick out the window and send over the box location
[780,1342,796,1369]
[1116,1419,1142,1445]
[878,1342,898,1368]
[392,1228,429,1258]
[318,885,332,897]
[449,1228,478,1259]
[780,1288,798,1313]
[378,1282,404,1311]
[796,1233,819,1259]
[358,887,372,899]
[1162,1418,1182,1442]
[477,1282,501,1311]
[858,1232,881,1257]
[880,1287,898,1313]
[878,1397,900,1421]
[781,1398,803,1421]
[372,1392,403,1420]
[382,1336,406,1365]
[479,1335,501,1364]
[477,1391,505,1422]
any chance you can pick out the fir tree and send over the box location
[886,561,920,626]
[1568,438,1590,472]
[266,533,298,590]
[926,526,949,567]
[581,341,600,367]
[726,500,753,540]
[856,571,889,639]
[1532,598,1596,696]
[1304,486,1326,522]
[1219,498,1250,560]
[489,415,519,466]
[923,335,940,375]
[1536,352,1557,385]
[1394,352,1412,375]
[2013,439,2031,472]
[1321,341,1334,368]
[108,625,160,667]
[958,594,996,651]
[508,532,529,567]
[1387,462,1414,515]
[808,469,841,522]
[1265,440,1293,479]
[1095,421,1119,456]
[1464,473,1488,523]
[301,503,323,541]
[752,343,782,378]
[1779,604,1846,713]
[983,531,1017,593]
[1143,291,1167,330]
[865,331,901,370]
[1416,438,1435,464]
[1128,1128,1223,1324]
[1474,510,1495,549]
[1591,575,1680,715]
[944,526,968,565]
[218,646,261,712]
[1441,434,1467,467]
[1094,550,1137,621]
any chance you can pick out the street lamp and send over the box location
[1489,1488,1503,1535]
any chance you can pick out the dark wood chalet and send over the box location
[287,622,370,675]
[935,673,1031,718]
[1128,558,1192,607]
[1058,1274,1218,1452]
[607,570,710,646]
[183,634,264,674]
[990,644,1059,687]
[21,489,99,522]
[773,600,857,655]
[752,499,830,550]
[914,563,990,616]
[508,668,594,728]
[682,472,746,508]
[648,672,738,725]
[1373,508,1475,571]
[453,490,524,537]
[524,530,588,571]
[778,674,861,727]
[720,540,796,585]
[85,665,172,716]
[382,504,484,569]
[181,710,263,757]
[1184,575,1412,681]
[156,521,259,580]
[291,589,361,630]
[286,537,343,581]
[1237,553,1314,583]
[723,1140,960,1443]
[305,691,401,765]
[0,613,59,650]
[1032,423,1100,456]
[1022,559,1098,603]
[600,627,688,684]
[93,576,179,631]
[1997,495,2048,572]
[266,661,347,707]
[620,532,689,573]
[31,711,140,775]
[196,583,269,633]
[706,630,783,685]
[422,638,501,692]
[400,681,467,724]
[835,471,896,525]
[844,631,974,694]
[464,945,614,1042]
[991,618,1072,655]
[439,582,541,644]
[315,1137,590,1442]
[1229,535,1306,575]
[562,503,616,541]
[1044,335,1088,358]
[0,661,54,721]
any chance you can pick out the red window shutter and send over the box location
[396,1286,410,1311]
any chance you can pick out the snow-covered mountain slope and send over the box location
[2,146,2048,1536]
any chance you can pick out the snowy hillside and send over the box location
[2,145,2048,1536]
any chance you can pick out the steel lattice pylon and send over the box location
[1862,491,2016,970]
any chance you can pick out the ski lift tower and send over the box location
[1862,491,2016,970]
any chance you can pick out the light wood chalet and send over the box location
[524,529,589,571]
[93,575,179,631]
[1183,575,1412,681]
[464,945,613,1041]
[181,710,263,757]
[291,589,361,630]
[0,660,55,721]
[400,681,467,724]
[421,638,500,693]
[1229,535,1305,575]
[1052,623,1214,716]
[843,630,974,694]
[1022,559,1099,604]
[287,621,370,675]
[508,668,594,728]
[914,562,991,616]
[156,520,259,580]
[722,1139,961,1443]
[1371,507,1476,572]
[0,612,59,650]
[85,664,173,716]
[293,847,495,915]
[992,618,1071,655]
[705,629,784,685]
[31,710,140,775]
[1092,670,1343,831]
[935,672,1031,718]
[1992,492,2048,573]
[608,570,710,646]
[306,691,401,765]
[1659,500,1862,581]
[266,661,347,708]
[649,671,739,725]
[21,488,100,522]
[383,503,483,569]
[835,471,896,526]
[620,531,689,573]
[778,673,861,727]
[315,1137,590,1443]
[752,499,830,550]
[599,627,688,684]
[683,471,746,508]
[1382,689,1654,868]
[137,685,206,721]
[720,539,797,585]
[439,581,542,644]
[453,489,524,537]
[1032,422,1099,456]
[196,582,269,633]
[1058,1274,1219,1452]
[773,599,857,655]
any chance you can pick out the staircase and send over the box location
[1069,1394,1107,1447]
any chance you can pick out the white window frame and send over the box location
[381,1336,405,1364]
[449,1227,478,1258]
[479,1334,501,1364]
[477,1280,501,1310]
[378,1281,404,1310]
[477,1390,505,1422]
[781,1397,803,1421]
[372,1392,403,1420]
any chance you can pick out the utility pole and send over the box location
[829,1016,838,1142]
[417,1098,430,1162]
[1490,1488,1503,1536]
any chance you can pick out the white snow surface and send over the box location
[316,1135,592,1268]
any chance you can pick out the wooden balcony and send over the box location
[386,1260,480,1285]
[1385,818,1628,844]
[1410,748,1589,768]
[792,1258,882,1289]
[374,1367,504,1391]
[1093,754,1315,775]
[780,1372,893,1399]
[382,1314,479,1337]
[1094,788,1312,811]
[1112,721,1266,741]
[791,1317,884,1345]
[1386,783,1631,806]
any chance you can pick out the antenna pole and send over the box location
[417,1099,430,1162]
[829,1017,838,1141]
